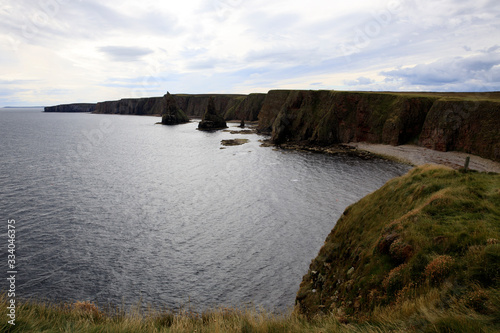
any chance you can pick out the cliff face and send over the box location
[259,90,436,145]
[258,90,499,162]
[44,103,96,112]
[94,94,260,120]
[419,100,500,162]
[257,90,292,133]
[95,97,163,115]
[223,93,267,121]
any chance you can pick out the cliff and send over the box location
[259,90,435,145]
[223,93,267,121]
[94,94,261,121]
[296,165,500,324]
[258,90,500,162]
[44,103,96,112]
[95,97,164,115]
[50,90,499,162]
[419,99,500,162]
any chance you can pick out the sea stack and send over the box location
[161,92,189,125]
[198,96,227,130]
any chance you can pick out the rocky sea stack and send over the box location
[198,96,227,130]
[161,92,189,125]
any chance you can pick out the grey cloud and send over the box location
[381,53,500,89]
[187,58,218,70]
[99,46,154,62]
[483,45,500,53]
[344,77,375,86]
[243,10,301,33]
[0,0,181,47]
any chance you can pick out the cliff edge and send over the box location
[44,103,96,112]
[296,165,500,328]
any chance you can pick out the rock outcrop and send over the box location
[44,103,96,112]
[198,97,227,130]
[161,92,189,125]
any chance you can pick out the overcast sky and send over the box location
[1,0,499,106]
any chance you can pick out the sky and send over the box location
[0,0,499,106]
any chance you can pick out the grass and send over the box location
[0,295,406,333]
[353,91,500,102]
[3,291,499,332]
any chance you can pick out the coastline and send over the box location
[348,142,500,173]
[273,140,500,173]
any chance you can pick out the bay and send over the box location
[0,108,410,311]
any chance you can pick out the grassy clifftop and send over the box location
[296,165,500,330]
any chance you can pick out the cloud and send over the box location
[344,76,375,86]
[0,79,38,85]
[1,0,500,105]
[381,53,500,90]
[99,46,154,62]
[483,45,500,53]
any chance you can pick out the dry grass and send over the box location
[0,295,389,333]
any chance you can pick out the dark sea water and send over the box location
[0,108,411,311]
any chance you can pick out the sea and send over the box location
[0,108,410,312]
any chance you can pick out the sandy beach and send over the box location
[348,142,500,173]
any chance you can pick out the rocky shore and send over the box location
[348,142,500,173]
[272,140,500,173]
